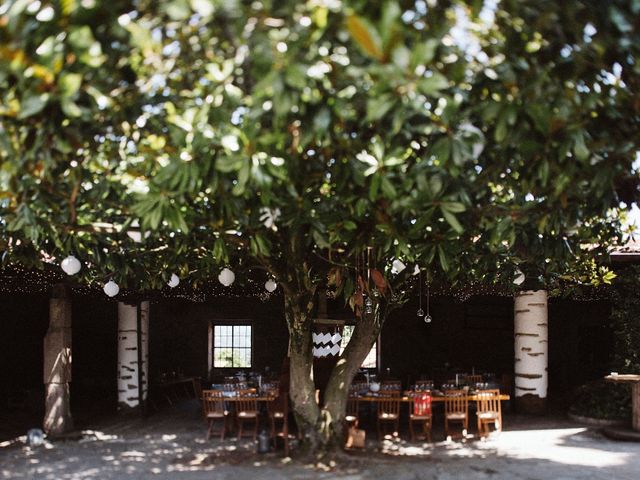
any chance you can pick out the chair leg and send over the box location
[409,420,415,442]
[221,417,226,440]
[207,419,213,441]
[253,417,258,441]
[377,420,381,440]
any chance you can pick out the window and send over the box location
[340,325,377,369]
[213,324,252,368]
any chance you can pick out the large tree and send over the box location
[1,0,639,454]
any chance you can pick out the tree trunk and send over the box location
[285,290,384,456]
[43,284,73,436]
[117,301,149,413]
[514,290,548,413]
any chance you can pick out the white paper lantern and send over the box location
[265,278,277,292]
[103,280,120,297]
[513,269,526,286]
[61,255,81,275]
[218,268,235,286]
[167,273,180,288]
[391,259,406,274]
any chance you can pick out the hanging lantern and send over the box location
[364,297,373,314]
[413,264,420,275]
[61,255,81,275]
[264,278,277,292]
[218,268,235,286]
[103,280,120,297]
[167,273,180,288]
[424,313,432,324]
[391,259,406,274]
[513,269,526,286]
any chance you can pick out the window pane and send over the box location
[212,324,252,369]
[340,325,376,368]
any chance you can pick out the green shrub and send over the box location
[569,380,631,420]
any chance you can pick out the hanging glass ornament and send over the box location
[364,296,373,314]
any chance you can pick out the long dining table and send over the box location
[349,391,511,403]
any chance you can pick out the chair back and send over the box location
[346,398,359,417]
[466,374,483,385]
[475,389,501,415]
[412,393,432,416]
[377,396,401,416]
[381,380,402,395]
[202,390,226,415]
[267,391,287,414]
[235,390,258,414]
[444,389,468,415]
[415,379,434,391]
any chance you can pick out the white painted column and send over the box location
[514,290,548,413]
[117,301,149,411]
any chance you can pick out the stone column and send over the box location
[43,284,73,435]
[117,301,149,412]
[514,290,548,413]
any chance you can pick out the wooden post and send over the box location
[43,284,73,436]
[514,290,548,413]
[117,301,149,412]
[633,383,640,431]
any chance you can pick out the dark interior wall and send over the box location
[0,290,612,414]
[548,299,612,399]
[149,296,289,382]
[381,295,515,384]
[0,293,49,409]
[70,295,118,410]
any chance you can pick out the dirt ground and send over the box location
[2,400,640,480]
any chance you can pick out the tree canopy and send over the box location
[2,0,639,454]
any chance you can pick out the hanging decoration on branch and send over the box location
[513,268,526,286]
[103,280,120,297]
[424,278,432,324]
[218,268,235,286]
[417,268,425,318]
[264,278,277,292]
[391,259,406,274]
[167,273,180,288]
[61,256,81,275]
[312,328,343,358]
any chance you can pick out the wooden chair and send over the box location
[267,392,289,456]
[466,374,483,385]
[381,380,402,395]
[235,390,259,440]
[345,398,360,428]
[377,396,401,439]
[202,390,230,440]
[415,379,434,390]
[409,394,432,442]
[444,389,469,438]
[475,389,502,437]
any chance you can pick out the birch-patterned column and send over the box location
[117,301,149,411]
[514,290,548,413]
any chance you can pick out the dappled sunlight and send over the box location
[491,428,633,468]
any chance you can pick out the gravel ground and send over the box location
[2,402,639,480]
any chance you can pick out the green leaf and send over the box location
[431,137,451,163]
[573,132,590,162]
[61,99,82,117]
[366,94,395,122]
[346,15,384,61]
[58,73,82,98]
[18,93,49,119]
[437,245,449,271]
[380,176,397,199]
[417,73,449,95]
[442,208,464,234]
